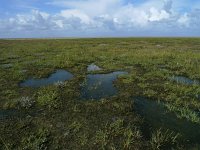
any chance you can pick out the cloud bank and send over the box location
[0,0,200,37]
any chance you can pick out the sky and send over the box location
[0,0,200,38]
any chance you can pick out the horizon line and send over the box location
[1,36,200,40]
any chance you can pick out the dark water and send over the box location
[0,109,19,121]
[133,97,200,146]
[20,69,73,88]
[81,71,128,100]
[87,64,102,72]
[170,76,199,85]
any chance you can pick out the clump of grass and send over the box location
[17,96,35,109]
[37,87,59,109]
[150,128,180,150]
[165,103,200,124]
[144,89,157,97]
[21,128,50,150]
[0,137,10,150]
[3,101,17,109]
[54,81,66,87]
[119,73,137,84]
[77,133,88,146]
[94,129,108,149]
[1,89,19,109]
[68,121,83,133]
[123,127,142,149]
[3,96,35,109]
[94,119,143,149]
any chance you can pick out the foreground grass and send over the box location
[0,38,200,149]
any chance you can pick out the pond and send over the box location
[81,71,128,100]
[170,76,199,85]
[133,97,200,147]
[20,69,73,88]
[0,109,20,121]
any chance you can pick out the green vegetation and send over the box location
[37,87,59,109]
[150,128,180,150]
[165,103,200,124]
[0,38,200,149]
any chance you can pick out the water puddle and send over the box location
[20,69,73,88]
[0,109,20,121]
[134,97,200,145]
[87,64,102,72]
[170,76,200,85]
[81,71,128,100]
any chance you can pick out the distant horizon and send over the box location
[0,0,200,38]
[1,36,200,40]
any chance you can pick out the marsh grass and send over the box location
[94,119,143,149]
[150,128,180,150]
[17,96,35,109]
[0,137,10,150]
[0,38,200,149]
[37,87,60,109]
[21,128,50,150]
[165,103,200,124]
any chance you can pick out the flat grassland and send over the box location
[0,38,200,149]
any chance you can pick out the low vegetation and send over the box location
[0,38,200,149]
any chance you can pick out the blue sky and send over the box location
[0,0,200,38]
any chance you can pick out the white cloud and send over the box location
[47,0,123,16]
[178,13,190,27]
[149,8,170,21]
[6,10,55,31]
[60,9,91,24]
[0,0,200,37]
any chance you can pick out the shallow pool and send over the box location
[81,71,127,100]
[20,69,73,88]
[133,97,200,146]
